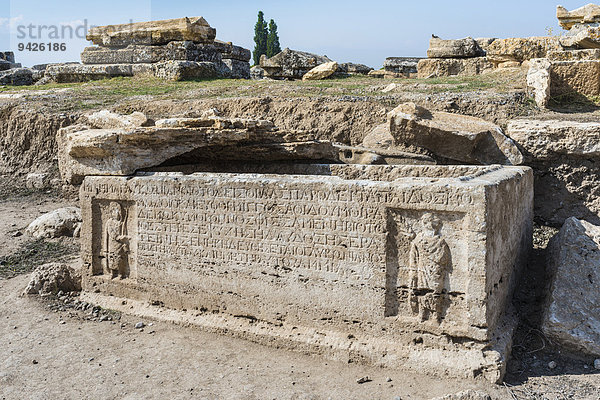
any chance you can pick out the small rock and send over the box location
[386,377,392,382]
[59,320,66,325]
[99,315,109,322]
[11,231,22,237]
[595,359,600,370]
[356,376,371,384]
[548,361,557,369]
[32,360,38,365]
[135,322,145,329]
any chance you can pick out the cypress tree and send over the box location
[252,11,268,65]
[266,19,282,58]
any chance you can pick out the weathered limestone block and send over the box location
[87,110,148,129]
[560,24,600,49]
[526,58,600,107]
[260,48,332,79]
[506,118,600,226]
[302,61,338,81]
[543,217,600,355]
[213,40,251,62]
[486,37,561,66]
[217,59,251,79]
[81,42,222,64]
[57,116,336,184]
[338,62,372,75]
[0,51,15,63]
[79,164,533,382]
[383,57,421,74]
[335,144,435,165]
[0,60,21,71]
[558,4,600,30]
[0,68,33,86]
[547,49,600,61]
[45,61,219,83]
[250,65,264,80]
[87,17,216,47]
[507,119,600,161]
[475,38,497,55]
[526,58,551,108]
[367,70,405,79]
[25,207,82,239]
[388,103,523,165]
[417,57,493,78]
[427,37,484,58]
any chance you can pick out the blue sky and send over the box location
[0,0,590,67]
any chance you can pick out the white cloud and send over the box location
[0,15,24,30]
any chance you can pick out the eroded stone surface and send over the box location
[80,165,533,382]
[430,390,491,400]
[543,217,600,356]
[427,37,484,59]
[558,4,600,30]
[417,57,493,78]
[87,17,216,47]
[260,48,332,80]
[24,263,82,295]
[57,116,336,184]
[387,103,523,165]
[383,57,421,75]
[560,24,600,49]
[486,37,561,66]
[302,62,338,81]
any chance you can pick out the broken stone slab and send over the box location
[383,57,422,74]
[24,263,81,295]
[87,110,148,129]
[79,164,533,382]
[543,217,600,356]
[259,48,332,79]
[26,173,51,189]
[547,49,600,61]
[44,61,220,83]
[0,68,34,86]
[416,57,493,78]
[335,144,435,165]
[367,70,405,79]
[0,60,22,71]
[86,16,216,47]
[507,119,600,161]
[427,37,484,59]
[25,207,82,239]
[337,62,373,75]
[486,37,562,66]
[475,38,497,55]
[57,116,337,184]
[557,4,600,30]
[302,61,338,81]
[388,103,523,165]
[526,58,552,108]
[560,23,600,49]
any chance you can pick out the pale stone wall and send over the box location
[79,165,533,382]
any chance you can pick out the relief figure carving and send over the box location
[104,202,130,279]
[399,213,450,323]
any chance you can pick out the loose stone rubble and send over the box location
[430,390,492,400]
[387,103,523,165]
[23,263,82,295]
[79,164,533,382]
[542,217,600,356]
[25,207,82,239]
[46,17,251,82]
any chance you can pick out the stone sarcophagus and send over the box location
[79,165,533,382]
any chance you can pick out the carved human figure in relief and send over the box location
[403,213,450,323]
[104,202,129,279]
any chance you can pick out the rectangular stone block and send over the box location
[417,57,493,78]
[87,17,216,47]
[81,42,222,65]
[79,165,533,382]
[550,60,600,97]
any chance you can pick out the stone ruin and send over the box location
[528,4,600,107]
[44,17,251,83]
[53,105,535,383]
[0,52,20,71]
